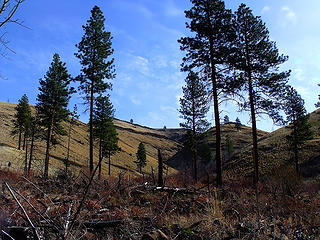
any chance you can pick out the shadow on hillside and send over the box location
[50,154,82,167]
[300,155,320,178]
[0,142,15,148]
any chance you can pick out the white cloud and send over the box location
[281,6,297,26]
[292,68,304,82]
[130,96,141,105]
[261,6,270,14]
[133,55,151,76]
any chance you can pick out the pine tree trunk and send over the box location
[28,128,35,176]
[24,141,28,176]
[22,133,26,150]
[158,149,164,187]
[66,119,72,173]
[248,74,259,185]
[89,81,94,174]
[98,138,102,180]
[18,130,22,150]
[209,37,222,187]
[293,122,299,174]
[245,35,259,186]
[44,117,54,179]
[192,99,197,181]
[108,150,111,176]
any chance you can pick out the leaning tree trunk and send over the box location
[98,138,102,179]
[108,150,111,176]
[209,37,222,187]
[293,121,299,174]
[248,74,259,185]
[24,141,28,176]
[66,119,73,173]
[158,149,164,187]
[89,81,94,174]
[22,133,26,150]
[192,99,197,181]
[18,130,22,150]
[28,128,35,176]
[44,116,54,179]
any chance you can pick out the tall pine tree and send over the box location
[284,86,313,174]
[233,4,290,184]
[92,95,119,178]
[178,0,235,186]
[75,6,115,174]
[12,94,31,150]
[179,71,209,181]
[37,53,73,179]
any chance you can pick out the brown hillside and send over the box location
[226,110,320,179]
[0,102,185,177]
[166,122,268,172]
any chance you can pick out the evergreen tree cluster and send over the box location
[179,71,210,180]
[11,6,119,179]
[179,0,311,186]
[12,94,32,150]
[93,95,119,177]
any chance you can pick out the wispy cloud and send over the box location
[261,6,270,14]
[130,55,151,77]
[164,0,184,17]
[117,0,154,19]
[280,6,297,26]
[130,95,141,105]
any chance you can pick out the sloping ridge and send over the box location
[0,102,185,177]
[225,110,320,180]
[166,123,268,173]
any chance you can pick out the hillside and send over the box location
[166,122,268,178]
[0,102,185,177]
[226,110,320,180]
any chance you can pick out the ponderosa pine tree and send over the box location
[235,117,241,131]
[75,5,115,174]
[315,84,320,108]
[179,71,209,181]
[233,4,290,185]
[135,142,147,173]
[37,53,73,179]
[284,86,313,174]
[224,115,229,124]
[178,0,235,186]
[92,95,119,178]
[12,94,31,150]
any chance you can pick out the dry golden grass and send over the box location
[0,102,182,177]
[225,110,320,179]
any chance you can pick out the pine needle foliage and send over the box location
[284,86,313,174]
[179,70,209,180]
[36,53,73,179]
[232,4,290,184]
[75,5,115,173]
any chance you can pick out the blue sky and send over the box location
[0,0,319,132]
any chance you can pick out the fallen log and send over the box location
[83,220,123,229]
[148,186,196,194]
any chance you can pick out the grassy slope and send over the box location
[166,122,268,172]
[226,110,320,179]
[0,102,184,177]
